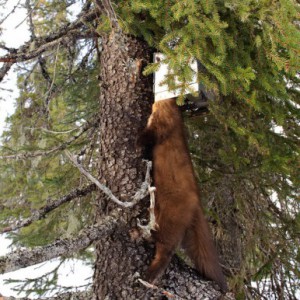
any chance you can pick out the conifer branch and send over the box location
[65,150,152,208]
[0,215,118,274]
[0,119,99,160]
[43,43,60,124]
[0,184,96,234]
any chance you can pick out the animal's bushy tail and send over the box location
[183,207,228,292]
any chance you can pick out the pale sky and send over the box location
[0,2,92,298]
[0,1,29,139]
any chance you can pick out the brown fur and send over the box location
[139,98,227,292]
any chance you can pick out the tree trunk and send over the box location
[92,32,229,299]
[93,32,154,299]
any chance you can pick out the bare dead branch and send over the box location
[0,214,118,274]
[65,150,152,208]
[1,184,96,233]
[0,290,92,300]
[137,186,157,239]
[0,9,100,65]
[0,29,94,63]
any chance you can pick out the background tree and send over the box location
[0,0,299,299]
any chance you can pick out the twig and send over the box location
[65,150,152,208]
[138,279,181,299]
[1,184,96,233]
[0,0,22,25]
[24,126,79,134]
[15,0,40,30]
[0,87,13,92]
[0,44,15,52]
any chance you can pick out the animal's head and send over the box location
[147,98,183,143]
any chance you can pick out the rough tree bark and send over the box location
[92,32,230,299]
[92,31,154,299]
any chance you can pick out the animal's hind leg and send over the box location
[145,241,174,284]
[145,215,189,283]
